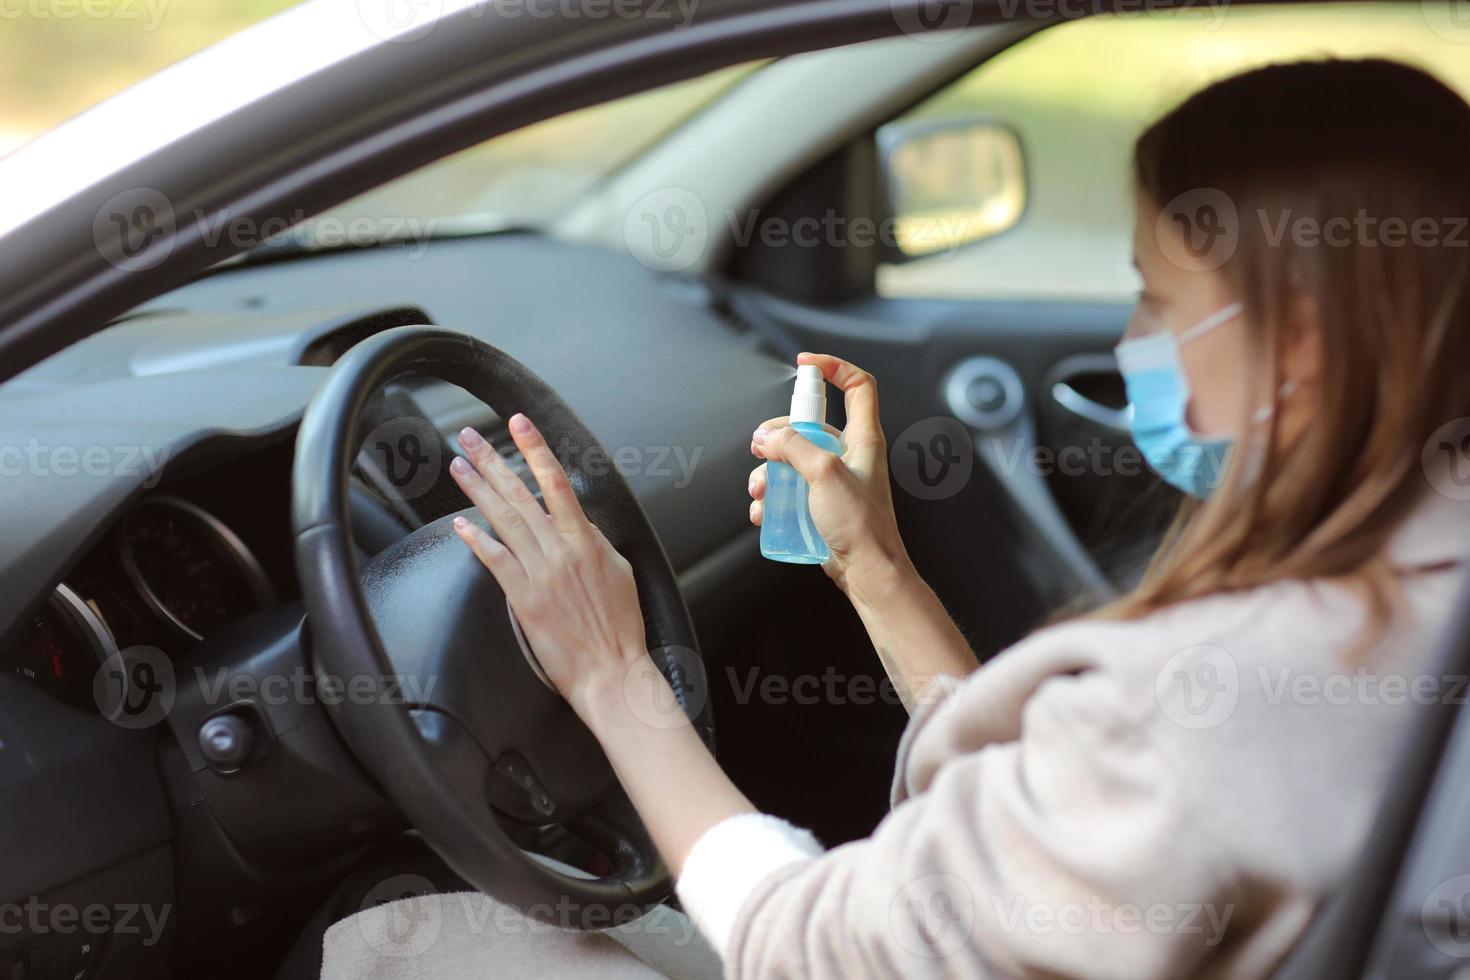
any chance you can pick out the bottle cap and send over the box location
[789,363,827,424]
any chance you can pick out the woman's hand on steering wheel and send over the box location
[449,412,755,877]
[449,414,649,720]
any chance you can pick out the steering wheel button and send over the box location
[199,713,254,771]
[967,377,1005,413]
[494,752,557,818]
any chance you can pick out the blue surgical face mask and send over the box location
[1114,302,1242,499]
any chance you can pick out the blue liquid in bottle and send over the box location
[761,423,843,563]
[761,365,841,564]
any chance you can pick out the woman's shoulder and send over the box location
[919,561,1462,775]
[1013,562,1456,687]
[899,566,1461,876]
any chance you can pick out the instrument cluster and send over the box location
[3,492,286,712]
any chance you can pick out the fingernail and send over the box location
[459,427,483,449]
[451,456,471,475]
[509,413,532,435]
[748,480,757,497]
[753,428,768,446]
[453,516,467,530]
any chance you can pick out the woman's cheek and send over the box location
[1182,334,1252,437]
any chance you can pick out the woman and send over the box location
[327,58,1470,978]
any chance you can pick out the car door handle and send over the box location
[1051,381,1131,433]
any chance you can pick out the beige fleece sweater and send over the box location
[324,494,1467,980]
[678,491,1468,979]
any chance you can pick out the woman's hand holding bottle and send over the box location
[749,353,980,708]
[748,353,915,603]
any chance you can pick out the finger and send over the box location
[752,419,840,459]
[458,425,558,548]
[796,353,883,468]
[756,415,842,440]
[452,515,528,595]
[503,414,590,532]
[449,453,544,559]
[751,419,788,459]
[757,425,854,493]
[749,499,763,527]
[748,463,767,501]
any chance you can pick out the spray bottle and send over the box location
[761,364,843,564]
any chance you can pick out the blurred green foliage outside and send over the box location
[0,0,296,153]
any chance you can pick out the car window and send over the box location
[308,62,762,238]
[876,3,1470,302]
[0,0,300,159]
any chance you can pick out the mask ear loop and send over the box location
[1180,301,1244,345]
[1251,379,1299,424]
[1235,377,1298,497]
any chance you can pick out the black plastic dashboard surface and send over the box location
[1,232,787,649]
[0,233,787,967]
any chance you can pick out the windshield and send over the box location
[300,62,761,244]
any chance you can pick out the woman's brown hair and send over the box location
[1100,58,1470,629]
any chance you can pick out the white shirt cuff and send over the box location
[676,812,824,957]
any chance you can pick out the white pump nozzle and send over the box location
[789,364,827,424]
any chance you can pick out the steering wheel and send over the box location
[290,326,713,927]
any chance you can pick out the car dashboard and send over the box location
[0,232,792,977]
[7,449,295,714]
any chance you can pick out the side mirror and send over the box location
[877,117,1027,260]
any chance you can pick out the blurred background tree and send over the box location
[0,0,297,155]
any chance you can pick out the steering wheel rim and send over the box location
[291,325,712,926]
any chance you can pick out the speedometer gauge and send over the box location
[118,496,277,642]
[3,584,117,709]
